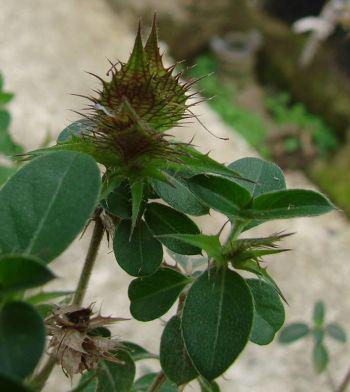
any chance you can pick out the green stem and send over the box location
[146,371,166,392]
[27,356,56,391]
[227,219,248,243]
[72,217,104,306]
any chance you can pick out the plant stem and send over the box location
[337,366,350,392]
[147,371,167,392]
[30,217,105,391]
[72,216,104,306]
[28,356,56,391]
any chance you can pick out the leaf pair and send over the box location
[186,157,334,224]
[113,202,202,277]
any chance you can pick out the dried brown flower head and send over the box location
[45,304,128,378]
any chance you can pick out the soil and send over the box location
[0,1,349,391]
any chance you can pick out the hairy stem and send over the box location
[337,366,350,392]
[72,216,104,306]
[146,371,167,392]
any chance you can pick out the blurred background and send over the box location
[1,1,350,391]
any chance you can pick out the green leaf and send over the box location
[187,175,251,217]
[174,146,242,180]
[0,151,101,263]
[246,279,285,345]
[160,315,198,385]
[228,157,286,197]
[145,203,201,255]
[313,301,325,327]
[0,92,15,105]
[130,180,145,236]
[128,268,190,321]
[326,323,347,343]
[313,343,329,374]
[95,350,135,392]
[132,373,177,392]
[0,373,31,392]
[0,110,23,155]
[279,323,310,344]
[157,234,222,260]
[101,180,131,218]
[151,175,209,216]
[57,119,94,143]
[232,258,286,302]
[0,301,45,379]
[35,303,54,318]
[199,378,221,392]
[121,341,158,361]
[167,250,207,274]
[248,189,335,220]
[76,372,98,392]
[25,138,120,169]
[88,327,111,338]
[182,268,253,380]
[0,165,16,186]
[26,290,73,305]
[0,110,10,130]
[0,255,55,295]
[114,220,163,277]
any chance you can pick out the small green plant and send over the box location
[266,92,339,155]
[0,19,336,392]
[279,301,348,383]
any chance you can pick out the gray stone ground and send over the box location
[0,1,349,391]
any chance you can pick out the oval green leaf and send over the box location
[0,151,101,263]
[101,180,131,219]
[326,323,347,343]
[187,175,251,217]
[151,175,209,216]
[246,279,285,345]
[57,119,94,143]
[145,203,201,255]
[278,322,310,344]
[128,268,190,321]
[228,157,286,197]
[0,301,45,379]
[249,189,334,220]
[0,255,55,295]
[160,315,198,385]
[96,350,135,392]
[114,220,163,277]
[313,343,329,374]
[182,268,253,380]
[313,301,325,327]
[121,341,158,361]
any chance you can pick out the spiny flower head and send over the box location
[73,16,198,179]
